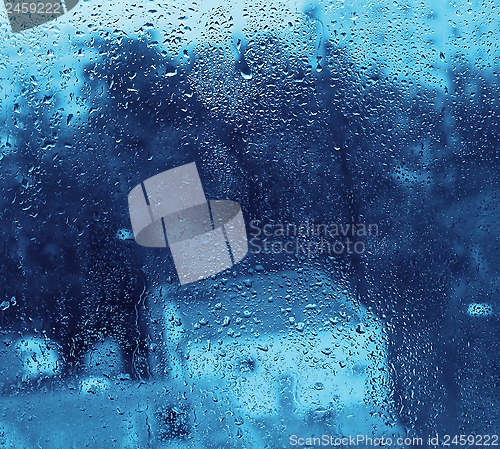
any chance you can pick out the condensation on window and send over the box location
[0,0,498,447]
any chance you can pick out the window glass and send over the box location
[0,0,497,447]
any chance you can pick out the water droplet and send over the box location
[237,57,252,80]
[165,67,178,77]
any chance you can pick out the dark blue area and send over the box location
[0,34,498,445]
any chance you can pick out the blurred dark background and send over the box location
[0,36,498,440]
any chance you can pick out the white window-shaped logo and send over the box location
[128,163,248,285]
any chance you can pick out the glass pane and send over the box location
[0,0,497,447]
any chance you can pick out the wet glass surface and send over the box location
[0,0,498,447]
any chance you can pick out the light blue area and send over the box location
[467,302,493,317]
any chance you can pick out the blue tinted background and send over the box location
[0,0,498,447]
